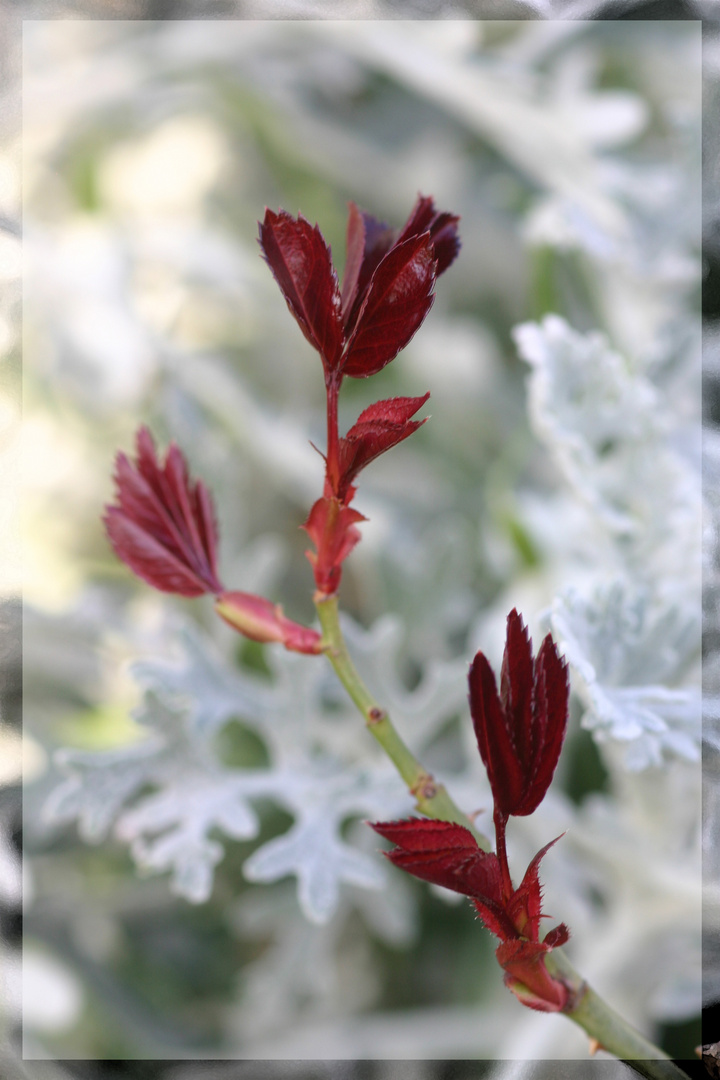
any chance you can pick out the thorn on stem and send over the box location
[368,706,386,724]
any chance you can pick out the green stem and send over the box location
[546,951,689,1079]
[315,592,690,1080]
[315,593,490,850]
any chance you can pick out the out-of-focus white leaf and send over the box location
[550,584,700,769]
[244,810,385,925]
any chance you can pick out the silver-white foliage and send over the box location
[43,620,468,922]
[514,315,701,769]
[515,315,690,555]
[549,585,700,770]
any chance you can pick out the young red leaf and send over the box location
[506,834,565,941]
[469,610,569,818]
[332,393,430,500]
[370,818,504,903]
[496,938,569,1013]
[302,494,366,596]
[469,650,525,818]
[499,608,535,765]
[395,193,461,276]
[104,427,222,597]
[541,922,570,951]
[470,896,521,942]
[340,202,396,330]
[522,634,571,813]
[341,234,437,378]
[258,209,344,371]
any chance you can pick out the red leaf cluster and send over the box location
[371,611,571,1013]
[104,427,222,598]
[106,198,459,631]
[259,194,459,379]
[260,194,459,596]
[371,818,570,1012]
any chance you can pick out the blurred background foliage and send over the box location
[0,9,709,1073]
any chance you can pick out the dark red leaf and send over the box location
[104,427,222,597]
[472,896,522,942]
[507,834,564,942]
[333,393,430,500]
[340,202,396,330]
[519,634,570,815]
[370,815,571,1011]
[500,609,535,764]
[469,651,525,817]
[469,610,569,818]
[395,194,461,276]
[341,234,437,378]
[259,209,344,370]
[427,212,462,276]
[370,818,504,904]
[105,509,211,597]
[349,394,431,428]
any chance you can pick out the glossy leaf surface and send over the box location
[259,209,344,370]
[333,393,430,499]
[342,234,437,378]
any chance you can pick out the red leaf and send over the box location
[472,896,521,942]
[333,393,430,500]
[395,194,461,276]
[469,610,568,818]
[302,495,366,595]
[469,651,525,818]
[104,427,222,597]
[542,922,570,950]
[519,634,570,815]
[259,209,344,370]
[105,509,211,597]
[342,234,437,378]
[340,202,396,330]
[370,818,504,905]
[349,394,431,429]
[500,609,535,764]
[496,938,569,1012]
[507,834,565,941]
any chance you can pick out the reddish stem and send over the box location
[493,807,514,902]
[325,371,342,494]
